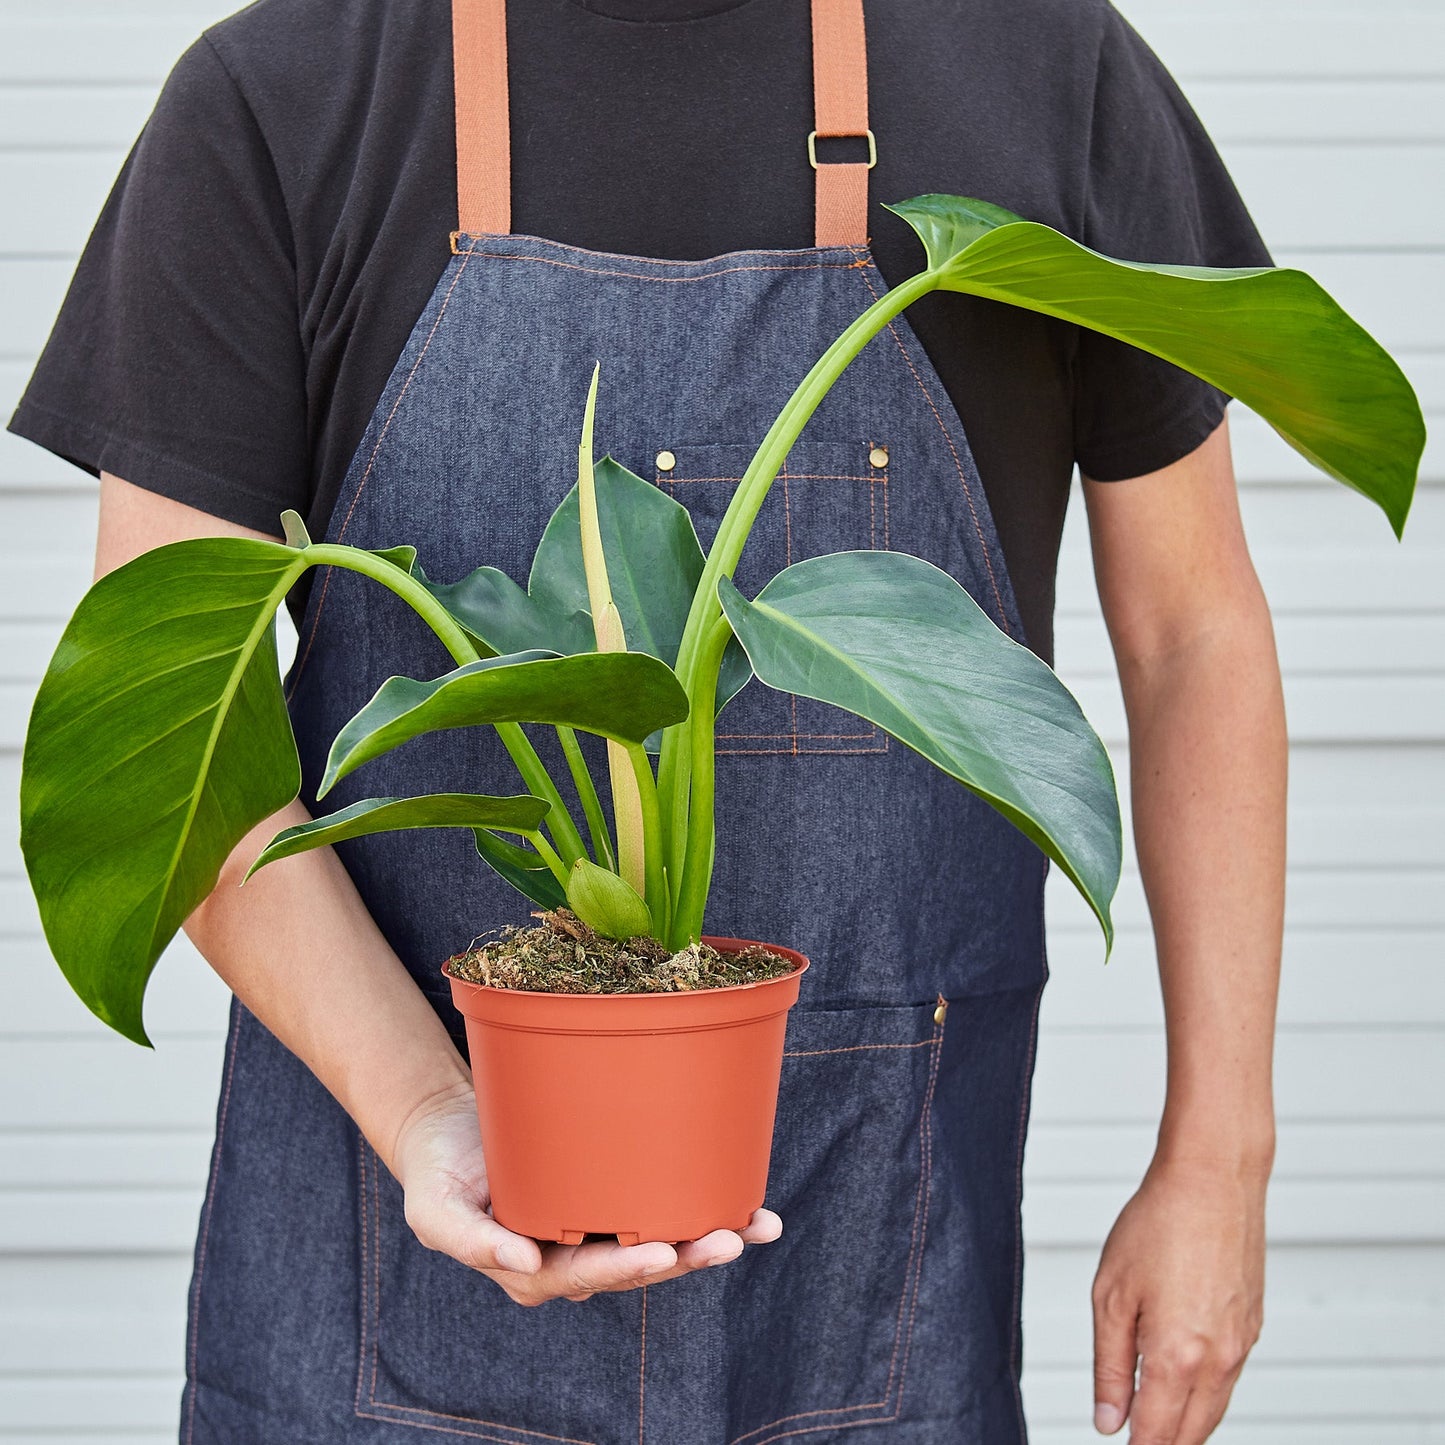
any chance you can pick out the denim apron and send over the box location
[180,1,1049,1440]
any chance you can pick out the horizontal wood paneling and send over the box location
[1,3,1441,1441]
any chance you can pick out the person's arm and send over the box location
[1080,414,1283,1443]
[96,471,778,1302]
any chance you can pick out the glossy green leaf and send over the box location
[565,858,653,941]
[418,563,595,658]
[20,538,308,1045]
[532,455,753,707]
[885,194,1423,536]
[718,550,1122,947]
[474,828,568,910]
[244,792,551,877]
[320,650,690,796]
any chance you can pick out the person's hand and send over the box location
[1091,1154,1267,1443]
[391,1079,782,1305]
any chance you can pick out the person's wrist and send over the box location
[385,1072,476,1188]
[1153,1107,1276,1186]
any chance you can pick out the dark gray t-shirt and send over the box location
[6,0,1272,662]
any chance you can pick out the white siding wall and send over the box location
[1,1,1441,1440]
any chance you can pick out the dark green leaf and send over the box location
[885,194,1423,536]
[475,828,567,910]
[418,562,594,658]
[718,551,1121,947]
[531,455,753,708]
[245,793,551,877]
[21,538,308,1044]
[320,650,690,796]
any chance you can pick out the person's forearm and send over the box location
[1119,593,1286,1174]
[184,799,473,1178]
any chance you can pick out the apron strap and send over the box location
[810,0,872,246]
[451,0,872,248]
[452,0,512,240]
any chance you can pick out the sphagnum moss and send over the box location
[443,909,796,995]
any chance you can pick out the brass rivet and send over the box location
[656,449,677,472]
[868,445,889,469]
[933,1001,948,1026]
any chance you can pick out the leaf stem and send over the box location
[657,266,937,898]
[304,543,588,864]
[625,742,668,936]
[557,725,615,870]
[522,830,571,889]
[668,613,735,946]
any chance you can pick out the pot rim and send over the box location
[441,935,809,1002]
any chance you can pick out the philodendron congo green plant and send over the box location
[21,195,1422,1044]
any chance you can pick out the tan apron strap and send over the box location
[810,0,872,246]
[451,0,872,247]
[452,0,511,241]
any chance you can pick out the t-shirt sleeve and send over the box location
[5,32,306,534]
[1072,4,1276,482]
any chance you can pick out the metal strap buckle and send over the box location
[806,128,877,169]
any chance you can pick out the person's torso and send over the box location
[208,0,1107,660]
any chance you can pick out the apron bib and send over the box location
[182,2,1050,1439]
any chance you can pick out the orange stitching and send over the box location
[715,744,886,756]
[360,1140,600,1443]
[731,1009,945,1445]
[878,1008,944,1407]
[453,233,872,269]
[371,1141,381,1402]
[891,1006,947,1416]
[638,1285,648,1445]
[355,1136,368,1417]
[183,1005,242,1445]
[367,1402,595,1444]
[716,731,879,740]
[288,248,476,699]
[854,263,1010,634]
[452,246,870,284]
[1010,977,1046,1442]
[661,474,882,484]
[781,1040,934,1058]
[355,1412,572,1444]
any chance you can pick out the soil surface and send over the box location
[442,910,797,995]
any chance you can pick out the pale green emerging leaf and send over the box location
[566,857,654,941]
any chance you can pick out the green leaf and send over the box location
[565,858,654,941]
[320,650,690,796]
[718,551,1122,948]
[531,455,754,708]
[20,538,308,1045]
[418,562,595,658]
[475,828,568,910]
[885,194,1423,537]
[245,792,551,877]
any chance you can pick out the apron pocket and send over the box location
[356,1137,639,1442]
[726,996,947,1441]
[654,438,890,756]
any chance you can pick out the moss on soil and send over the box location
[442,909,797,995]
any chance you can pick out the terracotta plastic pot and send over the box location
[445,936,808,1245]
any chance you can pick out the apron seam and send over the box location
[357,1133,602,1445]
[288,245,478,700]
[451,243,872,284]
[1010,965,1049,1445]
[852,261,1014,637]
[727,1000,947,1445]
[183,998,244,1445]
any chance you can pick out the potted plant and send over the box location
[20,195,1421,1245]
